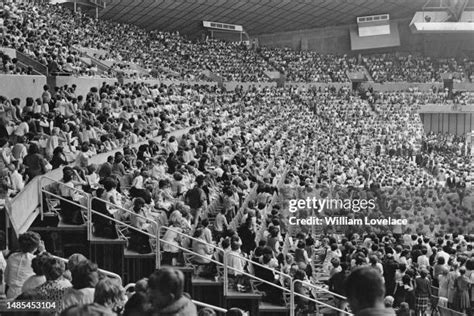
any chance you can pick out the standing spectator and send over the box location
[345,266,396,316]
[184,175,207,226]
[414,269,431,316]
[453,267,470,313]
[447,263,460,308]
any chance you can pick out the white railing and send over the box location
[291,279,352,316]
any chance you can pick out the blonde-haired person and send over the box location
[62,278,125,316]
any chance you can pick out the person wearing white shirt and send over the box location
[14,120,29,139]
[5,232,44,299]
[417,249,430,269]
[436,247,451,267]
[228,242,246,278]
[8,163,24,194]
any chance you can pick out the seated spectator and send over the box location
[5,232,43,298]
[22,143,47,181]
[128,197,152,254]
[147,267,197,315]
[122,291,150,316]
[20,252,50,294]
[25,256,71,302]
[91,188,118,239]
[62,278,125,316]
[58,167,85,225]
[64,253,88,282]
[61,260,99,311]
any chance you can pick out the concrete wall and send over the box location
[54,76,118,98]
[223,81,277,91]
[0,47,16,59]
[361,82,444,92]
[122,78,217,87]
[286,82,352,90]
[0,75,47,101]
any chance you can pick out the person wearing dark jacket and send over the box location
[346,267,396,316]
[237,217,256,255]
[91,188,118,239]
[383,253,399,297]
[148,267,197,316]
[253,253,283,305]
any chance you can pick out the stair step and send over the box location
[258,301,289,312]
[89,235,126,244]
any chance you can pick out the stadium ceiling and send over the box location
[98,0,427,37]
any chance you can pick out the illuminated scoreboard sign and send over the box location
[203,21,243,32]
[357,14,390,37]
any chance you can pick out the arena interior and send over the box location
[0,0,473,315]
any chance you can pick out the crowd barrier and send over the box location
[6,127,192,236]
[223,81,277,91]
[0,47,16,59]
[122,78,217,87]
[286,82,351,90]
[53,76,118,97]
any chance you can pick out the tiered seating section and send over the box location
[2,2,474,82]
[0,2,472,316]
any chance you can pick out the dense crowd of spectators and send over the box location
[0,81,210,200]
[4,2,474,84]
[260,47,361,83]
[0,3,104,77]
[363,53,469,83]
[0,84,469,315]
[0,2,275,81]
[0,2,473,316]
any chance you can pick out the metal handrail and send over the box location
[89,197,225,269]
[157,226,225,269]
[192,300,228,313]
[123,283,228,313]
[160,225,225,254]
[224,251,293,297]
[301,279,347,300]
[41,190,88,213]
[40,175,90,195]
[39,175,91,221]
[291,279,352,316]
[90,196,161,268]
[51,255,122,285]
[91,196,155,228]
